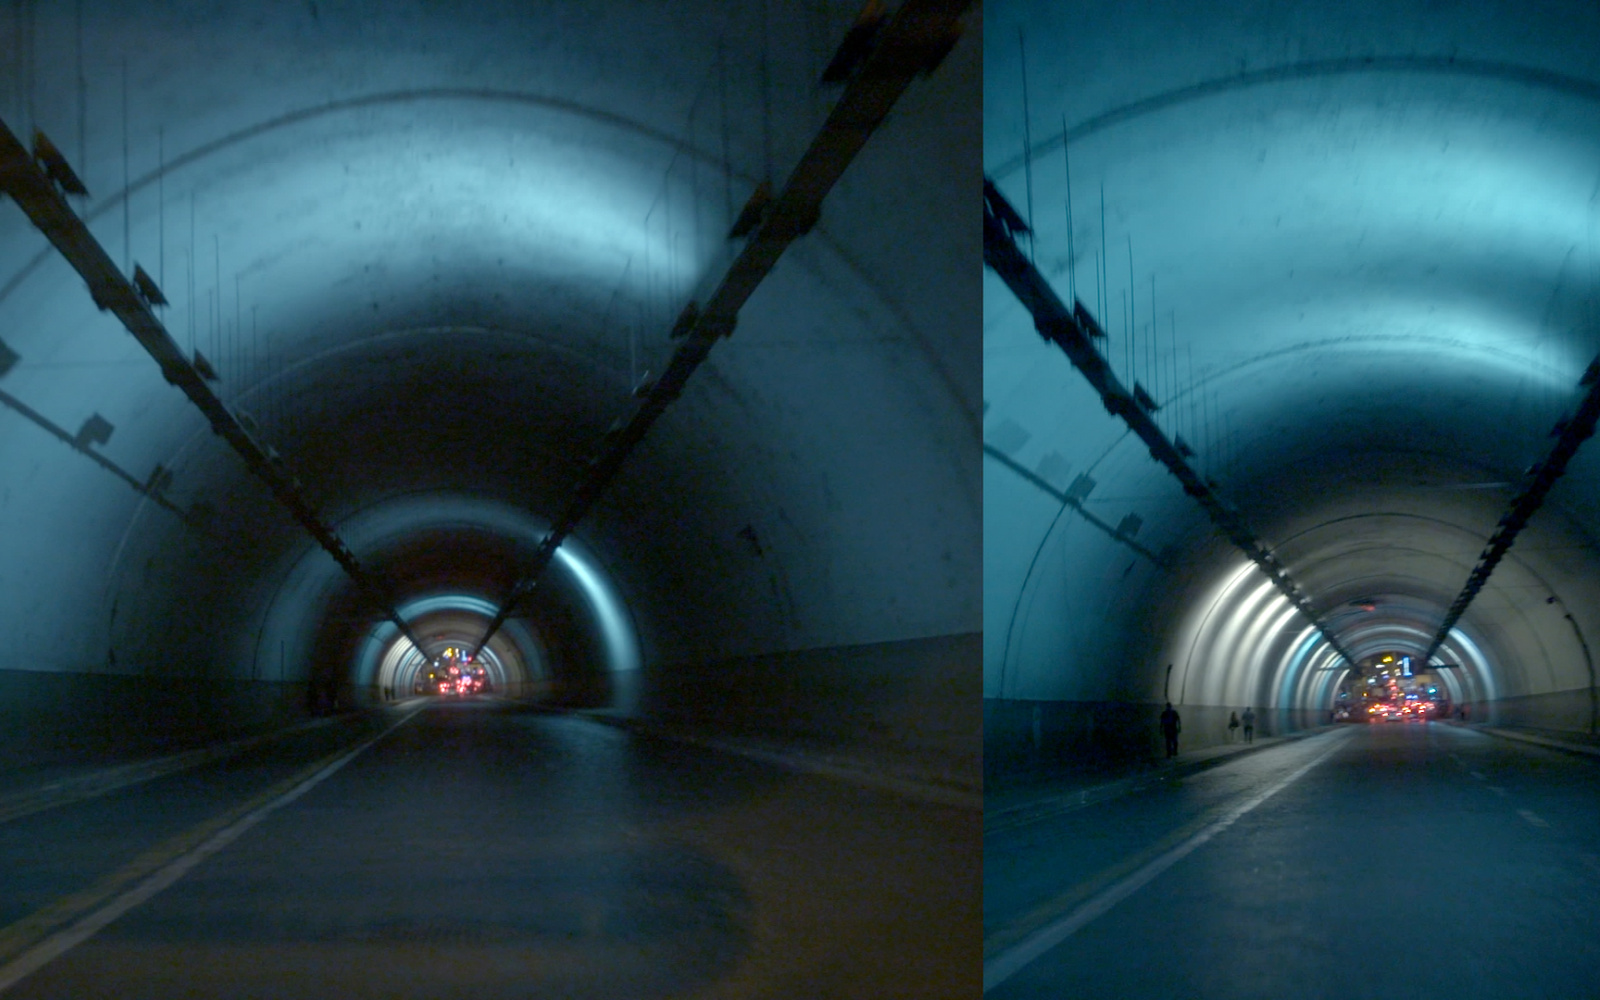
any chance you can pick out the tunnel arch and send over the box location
[0,0,980,775]
[357,593,545,702]
[983,0,1600,774]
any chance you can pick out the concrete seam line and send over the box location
[981,730,1350,994]
[0,706,423,995]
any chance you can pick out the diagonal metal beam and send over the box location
[1424,355,1600,662]
[0,118,428,657]
[983,443,1169,566]
[983,177,1356,670]
[0,385,191,523]
[469,0,971,658]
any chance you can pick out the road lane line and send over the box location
[1518,809,1548,828]
[982,730,1350,994]
[0,716,343,828]
[1470,771,1486,780]
[0,706,423,995]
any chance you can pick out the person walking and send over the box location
[1160,702,1182,758]
[1241,706,1256,743]
[1228,710,1240,742]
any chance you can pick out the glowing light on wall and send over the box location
[1212,593,1295,709]
[1274,624,1324,710]
[554,545,640,675]
[1438,627,1497,706]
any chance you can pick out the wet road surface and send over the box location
[0,700,979,999]
[985,722,1600,998]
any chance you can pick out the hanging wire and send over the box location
[1127,237,1136,387]
[188,193,196,353]
[121,59,130,275]
[212,234,220,369]
[1062,115,1076,306]
[760,0,773,183]
[1018,28,1034,264]
[76,0,86,200]
[21,0,35,138]
[718,38,733,232]
[158,127,165,289]
[1156,281,1166,425]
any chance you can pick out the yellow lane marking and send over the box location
[0,716,342,828]
[0,706,423,994]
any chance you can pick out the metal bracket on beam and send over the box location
[132,264,167,307]
[192,350,219,381]
[30,130,87,197]
[470,0,974,658]
[983,177,1357,668]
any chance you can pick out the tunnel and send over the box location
[983,0,1600,774]
[0,2,980,996]
[982,3,1600,997]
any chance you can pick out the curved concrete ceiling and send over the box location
[984,0,1600,730]
[0,0,980,758]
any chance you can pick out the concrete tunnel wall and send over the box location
[983,0,1600,779]
[0,1,981,782]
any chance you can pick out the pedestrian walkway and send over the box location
[1452,720,1600,758]
[985,726,1336,836]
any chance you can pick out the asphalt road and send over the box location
[985,722,1600,999]
[0,700,979,999]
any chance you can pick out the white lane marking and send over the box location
[1518,809,1549,828]
[1488,786,1508,797]
[1470,771,1486,780]
[982,730,1350,994]
[0,707,423,995]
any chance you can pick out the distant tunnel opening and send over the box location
[361,598,540,703]
[262,495,641,715]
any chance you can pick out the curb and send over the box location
[1466,724,1600,759]
[986,725,1341,835]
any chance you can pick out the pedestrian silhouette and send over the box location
[1228,710,1240,742]
[1241,706,1256,743]
[1160,702,1181,758]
